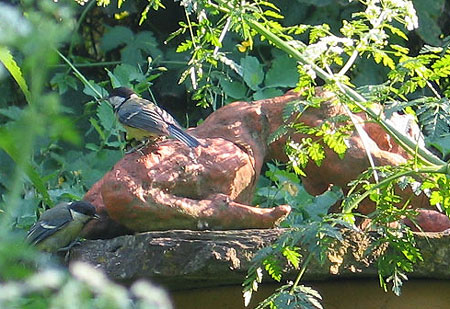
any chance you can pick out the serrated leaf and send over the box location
[263,256,283,282]
[241,56,264,91]
[51,72,78,95]
[264,10,284,19]
[176,41,192,53]
[273,291,295,308]
[97,100,116,132]
[121,45,144,65]
[133,31,161,55]
[282,246,301,269]
[259,1,280,11]
[111,64,145,86]
[307,142,325,165]
[268,125,289,144]
[101,26,134,51]
[283,100,309,121]
[0,46,31,103]
[83,82,108,98]
[386,25,408,41]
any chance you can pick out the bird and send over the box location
[107,87,201,148]
[27,201,99,253]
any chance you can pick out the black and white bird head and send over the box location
[107,87,139,110]
[68,201,99,221]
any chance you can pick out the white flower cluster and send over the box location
[366,0,418,31]
[74,0,89,5]
[303,35,354,63]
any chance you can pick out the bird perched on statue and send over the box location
[27,201,99,253]
[107,87,201,148]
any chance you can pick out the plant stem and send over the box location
[56,50,103,99]
[68,0,96,58]
[244,18,444,166]
[290,253,313,295]
[52,61,122,68]
[338,49,358,76]
[214,17,231,56]
[342,164,449,213]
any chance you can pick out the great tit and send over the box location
[107,87,201,148]
[27,201,99,253]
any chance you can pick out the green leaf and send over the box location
[65,149,122,188]
[12,196,38,229]
[427,135,450,158]
[283,100,309,121]
[0,46,31,103]
[253,87,283,100]
[121,45,144,66]
[89,118,105,141]
[0,106,23,121]
[219,78,247,99]
[263,255,283,282]
[267,125,289,144]
[241,56,264,91]
[413,0,444,46]
[107,64,146,89]
[307,142,325,165]
[264,10,284,19]
[0,127,53,206]
[106,68,123,89]
[176,41,192,53]
[259,1,281,11]
[50,72,78,95]
[100,26,134,51]
[265,55,300,88]
[303,186,343,221]
[282,246,301,269]
[114,64,146,85]
[83,81,108,98]
[97,100,116,132]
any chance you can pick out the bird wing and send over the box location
[117,98,181,136]
[167,124,201,147]
[26,207,73,245]
[118,98,201,147]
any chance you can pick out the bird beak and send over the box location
[93,214,101,220]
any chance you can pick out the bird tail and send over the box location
[168,125,201,147]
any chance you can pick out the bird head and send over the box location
[68,201,100,221]
[107,87,138,110]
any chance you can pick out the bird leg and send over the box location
[125,140,151,154]
[58,239,82,253]
[58,239,82,262]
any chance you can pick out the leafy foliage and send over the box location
[101,26,163,65]
[0,0,173,307]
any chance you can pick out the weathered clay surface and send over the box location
[403,209,450,232]
[70,229,450,288]
[83,138,290,236]
[83,95,295,238]
[83,88,431,238]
